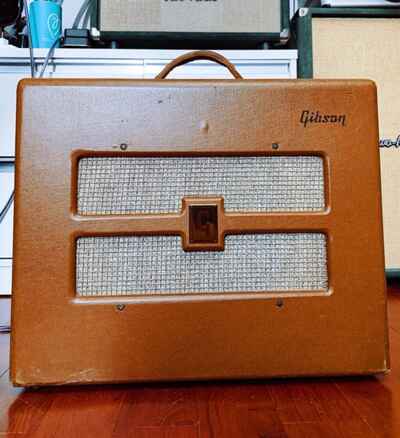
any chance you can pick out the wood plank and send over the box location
[194,384,287,438]
[113,385,200,437]
[29,386,127,438]
[329,283,400,438]
[269,380,378,437]
[268,382,326,423]
[334,327,400,438]
[0,371,49,436]
[335,377,398,438]
[130,425,199,438]
[284,421,346,438]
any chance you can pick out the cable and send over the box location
[22,0,35,78]
[0,190,14,224]
[22,0,62,79]
[72,0,91,29]
[38,36,61,78]
[81,1,93,30]
[0,325,11,334]
[90,0,97,29]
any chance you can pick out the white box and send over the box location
[0,297,11,329]
[0,162,13,297]
[0,260,12,296]
[0,163,14,260]
[0,47,298,157]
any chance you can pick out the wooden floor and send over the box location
[1,283,400,438]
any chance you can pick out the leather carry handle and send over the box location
[155,50,243,80]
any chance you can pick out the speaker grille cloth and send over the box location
[77,156,325,215]
[76,234,328,296]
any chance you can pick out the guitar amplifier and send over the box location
[296,7,400,277]
[11,51,389,386]
[97,0,290,48]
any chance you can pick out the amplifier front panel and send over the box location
[12,79,388,385]
[99,0,282,34]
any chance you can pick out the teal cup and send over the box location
[29,0,62,48]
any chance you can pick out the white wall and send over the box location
[62,0,90,31]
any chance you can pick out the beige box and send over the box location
[98,0,289,45]
[297,8,400,275]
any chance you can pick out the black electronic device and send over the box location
[0,0,20,29]
[63,28,92,48]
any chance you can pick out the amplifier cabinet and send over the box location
[296,7,400,277]
[11,52,388,386]
[97,0,290,48]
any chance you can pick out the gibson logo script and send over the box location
[380,135,400,148]
[300,110,346,128]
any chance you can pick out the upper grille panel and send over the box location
[77,156,325,215]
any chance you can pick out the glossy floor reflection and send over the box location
[1,282,399,438]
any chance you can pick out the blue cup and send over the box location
[29,0,62,48]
